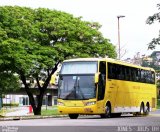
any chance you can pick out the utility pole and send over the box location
[117,15,125,60]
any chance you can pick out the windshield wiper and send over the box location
[76,77,86,100]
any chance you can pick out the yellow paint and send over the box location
[58,58,157,115]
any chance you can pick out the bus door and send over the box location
[97,61,106,113]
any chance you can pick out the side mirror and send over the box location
[95,73,99,83]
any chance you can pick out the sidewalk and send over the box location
[1,106,33,117]
[0,106,66,121]
[5,106,30,116]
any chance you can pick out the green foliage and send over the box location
[157,99,160,108]
[41,107,59,116]
[0,72,20,94]
[0,6,116,76]
[157,80,160,87]
[0,109,5,117]
[0,6,116,84]
[141,51,160,70]
[146,3,160,49]
[0,6,116,115]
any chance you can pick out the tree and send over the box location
[0,72,20,97]
[146,3,160,49]
[0,6,116,115]
[0,71,20,108]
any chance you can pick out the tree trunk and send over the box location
[19,62,59,115]
[34,90,44,115]
[28,89,45,115]
[34,107,42,115]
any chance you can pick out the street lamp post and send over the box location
[46,93,50,110]
[117,15,125,60]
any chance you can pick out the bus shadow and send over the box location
[78,114,145,119]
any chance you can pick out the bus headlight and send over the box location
[58,102,65,106]
[85,101,96,106]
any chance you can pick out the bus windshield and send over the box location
[60,61,98,74]
[58,75,96,100]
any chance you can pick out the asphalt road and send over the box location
[0,110,160,132]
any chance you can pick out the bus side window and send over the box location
[108,63,111,79]
[118,65,125,80]
[141,70,146,83]
[108,63,115,79]
[108,63,113,79]
[121,66,125,80]
[115,65,120,80]
[125,67,131,81]
[146,71,151,83]
[141,70,144,83]
[151,71,155,84]
[111,64,116,79]
[130,68,135,81]
[98,61,106,100]
[99,61,106,83]
[137,69,141,82]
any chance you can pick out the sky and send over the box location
[0,0,160,59]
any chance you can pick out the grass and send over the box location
[41,106,60,116]
[157,99,160,109]
[0,110,3,117]
[0,109,6,117]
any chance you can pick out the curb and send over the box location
[0,115,68,121]
[149,114,160,117]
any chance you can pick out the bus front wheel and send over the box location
[100,103,111,118]
[69,114,79,119]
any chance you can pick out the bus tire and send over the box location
[100,103,111,118]
[69,114,79,119]
[140,103,145,115]
[144,103,150,116]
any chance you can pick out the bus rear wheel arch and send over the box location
[133,102,146,116]
[140,102,145,115]
[69,114,79,119]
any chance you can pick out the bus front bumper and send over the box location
[58,105,98,115]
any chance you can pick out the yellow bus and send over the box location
[57,58,157,119]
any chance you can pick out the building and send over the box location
[3,94,57,106]
[2,65,61,107]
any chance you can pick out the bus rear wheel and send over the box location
[69,114,79,119]
[100,103,111,118]
[144,103,150,116]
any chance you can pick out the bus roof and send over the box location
[63,58,155,71]
[64,58,103,62]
